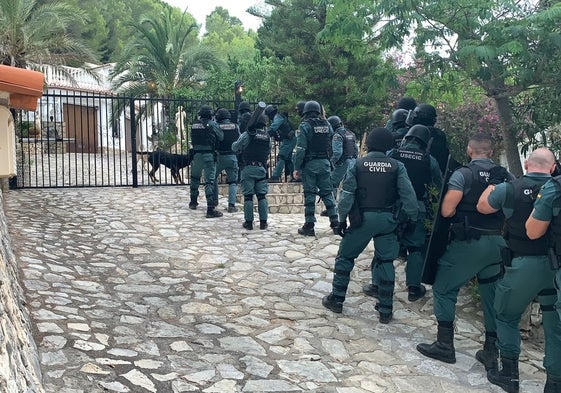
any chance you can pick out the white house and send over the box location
[35,63,164,153]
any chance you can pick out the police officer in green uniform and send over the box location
[389,109,410,149]
[477,148,561,393]
[364,125,442,302]
[525,160,561,393]
[529,178,561,323]
[406,103,449,174]
[322,127,418,323]
[292,100,339,236]
[213,108,240,213]
[237,101,252,133]
[266,105,297,183]
[417,133,510,364]
[385,96,417,131]
[328,115,358,199]
[232,114,272,230]
[295,100,306,118]
[189,105,224,218]
[320,115,358,217]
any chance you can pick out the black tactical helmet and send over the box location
[296,100,306,117]
[255,114,267,128]
[198,105,214,119]
[404,124,431,146]
[366,127,394,152]
[303,100,321,116]
[238,101,251,114]
[391,109,409,127]
[265,104,277,118]
[215,108,231,121]
[406,103,437,127]
[396,97,417,111]
[327,115,342,129]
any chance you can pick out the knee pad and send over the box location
[256,193,266,201]
[244,194,253,202]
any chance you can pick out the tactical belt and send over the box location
[305,154,329,161]
[450,223,502,241]
[194,149,213,154]
[218,150,234,155]
[511,251,547,258]
[502,246,548,267]
[245,161,266,167]
[470,227,502,236]
[361,207,393,213]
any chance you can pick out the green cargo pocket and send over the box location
[494,281,513,315]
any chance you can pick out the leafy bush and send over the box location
[437,98,503,164]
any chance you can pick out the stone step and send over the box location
[218,182,326,214]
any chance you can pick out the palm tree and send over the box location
[111,7,223,97]
[110,7,223,148]
[0,0,95,68]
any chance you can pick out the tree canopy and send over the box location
[255,0,395,134]
[110,7,221,97]
[6,0,561,168]
[321,0,561,174]
[0,0,95,67]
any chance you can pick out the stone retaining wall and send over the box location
[0,189,44,392]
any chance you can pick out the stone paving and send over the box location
[3,187,549,393]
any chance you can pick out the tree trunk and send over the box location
[493,96,523,177]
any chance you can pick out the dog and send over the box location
[147,151,191,184]
[137,151,151,171]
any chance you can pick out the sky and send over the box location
[163,1,263,32]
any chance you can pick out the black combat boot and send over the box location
[243,221,253,230]
[487,355,519,393]
[362,284,380,299]
[259,220,268,230]
[322,293,344,313]
[227,204,237,213]
[374,302,392,324]
[189,200,198,210]
[408,285,427,302]
[417,323,456,364]
[206,207,223,218]
[544,373,561,393]
[476,332,498,371]
[330,219,339,235]
[379,312,392,324]
[268,176,281,183]
[320,210,329,217]
[298,222,315,236]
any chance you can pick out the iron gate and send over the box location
[12,92,281,188]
